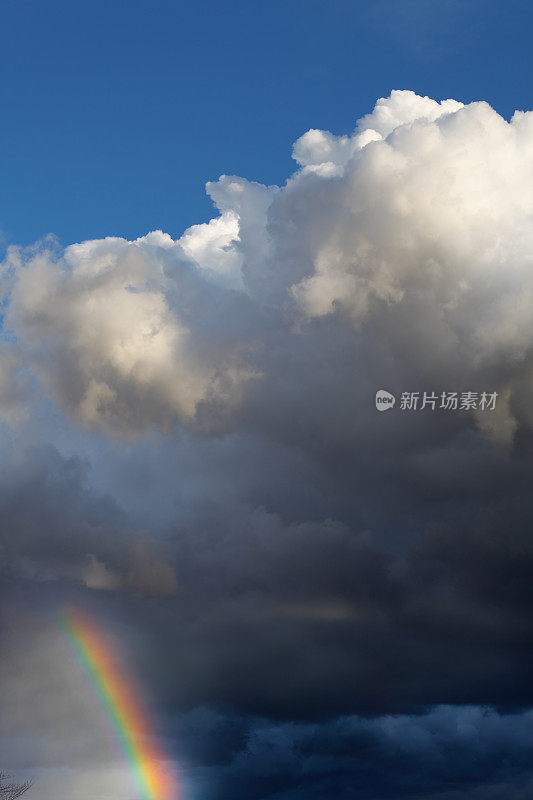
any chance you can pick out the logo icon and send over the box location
[375,389,396,411]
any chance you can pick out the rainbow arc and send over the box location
[61,607,176,800]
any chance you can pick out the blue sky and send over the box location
[1,0,532,248]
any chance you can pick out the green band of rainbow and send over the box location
[61,607,175,800]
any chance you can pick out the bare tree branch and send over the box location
[0,772,32,799]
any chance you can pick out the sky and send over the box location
[1,0,533,248]
[3,2,533,800]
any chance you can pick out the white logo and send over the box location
[375,389,396,411]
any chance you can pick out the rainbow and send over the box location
[61,607,176,800]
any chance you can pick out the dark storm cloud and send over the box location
[169,705,533,800]
[0,443,177,594]
[3,432,533,721]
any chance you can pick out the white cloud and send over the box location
[1,233,257,433]
[179,211,243,288]
[3,90,533,446]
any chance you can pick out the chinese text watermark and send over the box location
[375,390,498,412]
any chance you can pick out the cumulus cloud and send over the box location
[290,93,533,343]
[4,90,533,799]
[2,90,533,447]
[1,233,257,433]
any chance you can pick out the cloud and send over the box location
[182,704,533,800]
[0,350,29,423]
[3,91,533,450]
[6,694,533,799]
[3,90,533,798]
[1,233,257,434]
[0,443,177,596]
